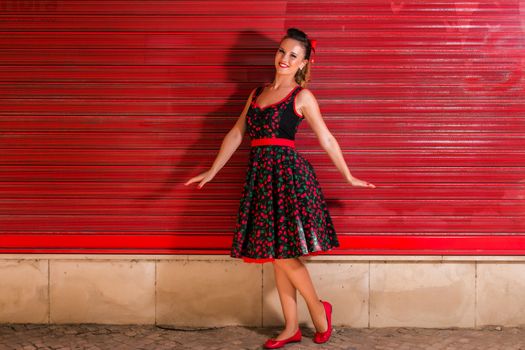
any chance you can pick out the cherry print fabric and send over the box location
[229,84,340,263]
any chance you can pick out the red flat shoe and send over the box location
[263,328,302,349]
[313,300,333,344]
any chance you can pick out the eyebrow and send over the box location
[278,47,298,55]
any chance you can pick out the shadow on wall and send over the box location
[136,30,278,249]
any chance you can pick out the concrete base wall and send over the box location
[1,254,524,329]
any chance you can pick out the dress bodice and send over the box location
[246,83,304,140]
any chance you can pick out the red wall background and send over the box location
[0,0,524,255]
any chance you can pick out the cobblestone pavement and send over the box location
[0,324,524,350]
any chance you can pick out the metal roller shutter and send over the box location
[0,0,524,254]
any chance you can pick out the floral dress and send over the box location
[230,83,340,263]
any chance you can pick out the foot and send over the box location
[264,327,302,349]
[274,326,300,341]
[313,300,333,344]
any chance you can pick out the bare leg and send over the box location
[272,258,328,333]
[272,262,300,340]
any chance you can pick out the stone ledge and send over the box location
[1,254,525,262]
[2,258,525,327]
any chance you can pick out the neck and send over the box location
[268,75,296,89]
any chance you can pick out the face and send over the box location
[274,38,308,76]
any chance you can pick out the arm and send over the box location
[297,88,376,188]
[184,87,256,188]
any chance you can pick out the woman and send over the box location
[185,27,375,349]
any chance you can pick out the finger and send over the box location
[185,178,197,186]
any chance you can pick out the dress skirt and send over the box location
[230,137,340,263]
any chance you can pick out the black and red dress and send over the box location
[230,83,340,263]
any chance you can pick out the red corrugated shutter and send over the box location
[0,1,524,254]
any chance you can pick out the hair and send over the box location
[280,27,315,88]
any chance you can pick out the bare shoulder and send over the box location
[297,87,316,99]
[295,87,319,118]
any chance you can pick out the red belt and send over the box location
[250,137,295,148]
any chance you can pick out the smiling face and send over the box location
[274,38,309,76]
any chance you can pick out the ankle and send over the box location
[284,325,299,332]
[316,302,328,332]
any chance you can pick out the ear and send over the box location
[301,58,309,69]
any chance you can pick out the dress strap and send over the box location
[255,85,265,98]
[250,85,263,106]
[291,85,303,97]
[250,86,261,106]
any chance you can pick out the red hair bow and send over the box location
[309,38,317,63]
[310,38,317,52]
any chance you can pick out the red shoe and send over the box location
[263,328,302,349]
[313,300,333,344]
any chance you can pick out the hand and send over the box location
[184,170,216,189]
[348,176,376,188]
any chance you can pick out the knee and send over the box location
[272,259,285,269]
[272,259,287,269]
[272,257,300,270]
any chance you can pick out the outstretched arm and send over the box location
[297,88,376,188]
[185,87,256,189]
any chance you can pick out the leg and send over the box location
[272,258,328,333]
[272,262,300,340]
